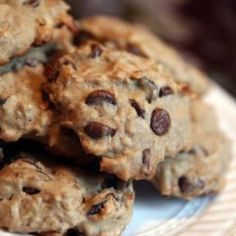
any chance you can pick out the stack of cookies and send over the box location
[0,1,232,236]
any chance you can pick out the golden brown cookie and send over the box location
[0,154,134,236]
[45,42,193,181]
[0,60,84,158]
[152,101,232,199]
[0,65,52,141]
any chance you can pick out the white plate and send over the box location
[1,84,236,236]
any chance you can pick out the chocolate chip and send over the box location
[159,86,174,97]
[45,53,76,82]
[55,22,64,29]
[178,149,186,155]
[138,77,158,103]
[178,176,205,193]
[86,90,117,106]
[90,44,103,58]
[63,59,77,70]
[187,149,196,155]
[150,108,170,135]
[87,201,105,215]
[0,98,7,106]
[126,43,146,57]
[23,0,40,7]
[44,53,63,82]
[66,228,82,236]
[130,99,145,118]
[84,122,116,139]
[73,30,95,46]
[142,149,151,174]
[22,186,41,195]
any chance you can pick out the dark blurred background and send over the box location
[67,0,236,97]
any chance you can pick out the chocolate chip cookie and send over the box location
[0,65,53,141]
[152,101,232,199]
[76,16,208,95]
[0,0,78,143]
[0,0,76,65]
[0,154,134,235]
[0,59,84,156]
[45,42,192,181]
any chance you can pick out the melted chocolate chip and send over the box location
[159,86,174,97]
[84,122,116,139]
[44,53,63,82]
[178,176,205,193]
[22,186,41,195]
[150,108,170,135]
[126,43,146,57]
[74,30,95,46]
[90,44,103,58]
[86,90,117,106]
[138,77,158,103]
[87,201,106,215]
[142,148,151,175]
[130,99,145,118]
[0,98,7,106]
[45,53,76,82]
[23,0,40,7]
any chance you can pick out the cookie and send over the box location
[0,61,85,156]
[152,101,232,199]
[75,16,208,95]
[0,65,53,142]
[0,154,134,235]
[0,0,76,65]
[45,42,192,181]
[0,0,76,143]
